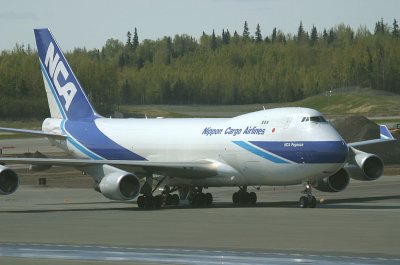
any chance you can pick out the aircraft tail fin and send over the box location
[34,28,98,120]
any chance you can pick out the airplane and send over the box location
[0,28,396,209]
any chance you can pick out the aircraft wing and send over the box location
[0,157,218,179]
[348,125,397,157]
[0,127,66,139]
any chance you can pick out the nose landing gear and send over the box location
[299,183,317,208]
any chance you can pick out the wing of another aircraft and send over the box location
[348,125,397,157]
[0,127,66,139]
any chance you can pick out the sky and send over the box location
[0,0,399,51]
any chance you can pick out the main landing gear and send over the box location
[299,183,317,208]
[137,186,180,209]
[232,186,257,205]
[190,187,213,207]
[137,175,180,209]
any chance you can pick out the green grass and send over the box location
[1,88,399,124]
[293,88,400,116]
[120,88,400,118]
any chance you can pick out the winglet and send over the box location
[379,125,395,140]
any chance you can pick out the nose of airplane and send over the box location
[333,141,349,163]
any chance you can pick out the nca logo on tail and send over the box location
[44,42,77,111]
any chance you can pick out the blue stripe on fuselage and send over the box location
[61,120,103,160]
[233,141,291,164]
[249,141,348,164]
[64,120,147,161]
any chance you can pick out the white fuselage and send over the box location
[43,107,349,187]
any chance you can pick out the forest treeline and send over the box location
[0,19,399,118]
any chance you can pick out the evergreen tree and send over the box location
[211,30,217,50]
[225,29,231,44]
[310,25,318,46]
[126,31,132,48]
[231,30,240,45]
[393,19,399,37]
[242,21,250,41]
[271,27,277,43]
[255,24,263,43]
[328,28,336,44]
[222,29,231,44]
[2,21,400,113]
[297,21,308,43]
[132,27,139,50]
[277,30,286,44]
[375,20,383,34]
[375,18,388,35]
[322,29,328,41]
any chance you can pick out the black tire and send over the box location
[240,192,250,204]
[299,196,309,208]
[153,195,162,208]
[165,194,172,205]
[199,193,206,206]
[137,196,145,209]
[172,194,180,205]
[249,192,257,205]
[145,196,154,209]
[309,196,317,208]
[232,192,239,204]
[205,193,213,206]
[190,194,198,207]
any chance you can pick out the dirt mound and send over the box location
[331,115,379,143]
[391,129,400,140]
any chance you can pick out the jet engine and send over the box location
[98,171,141,200]
[313,168,350,192]
[345,148,383,181]
[0,165,19,195]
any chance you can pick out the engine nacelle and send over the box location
[345,149,384,181]
[98,171,141,200]
[313,168,350,192]
[0,165,19,195]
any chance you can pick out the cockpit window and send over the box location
[301,116,327,123]
[310,116,327,123]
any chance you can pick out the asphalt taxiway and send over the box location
[0,176,400,264]
[0,138,400,264]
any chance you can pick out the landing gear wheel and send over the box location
[249,192,257,205]
[171,194,180,205]
[137,195,145,209]
[205,193,213,206]
[240,192,250,204]
[299,182,317,209]
[232,192,239,205]
[144,196,154,208]
[190,187,213,207]
[232,188,258,206]
[308,196,317,208]
[153,195,162,208]
[299,196,309,208]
